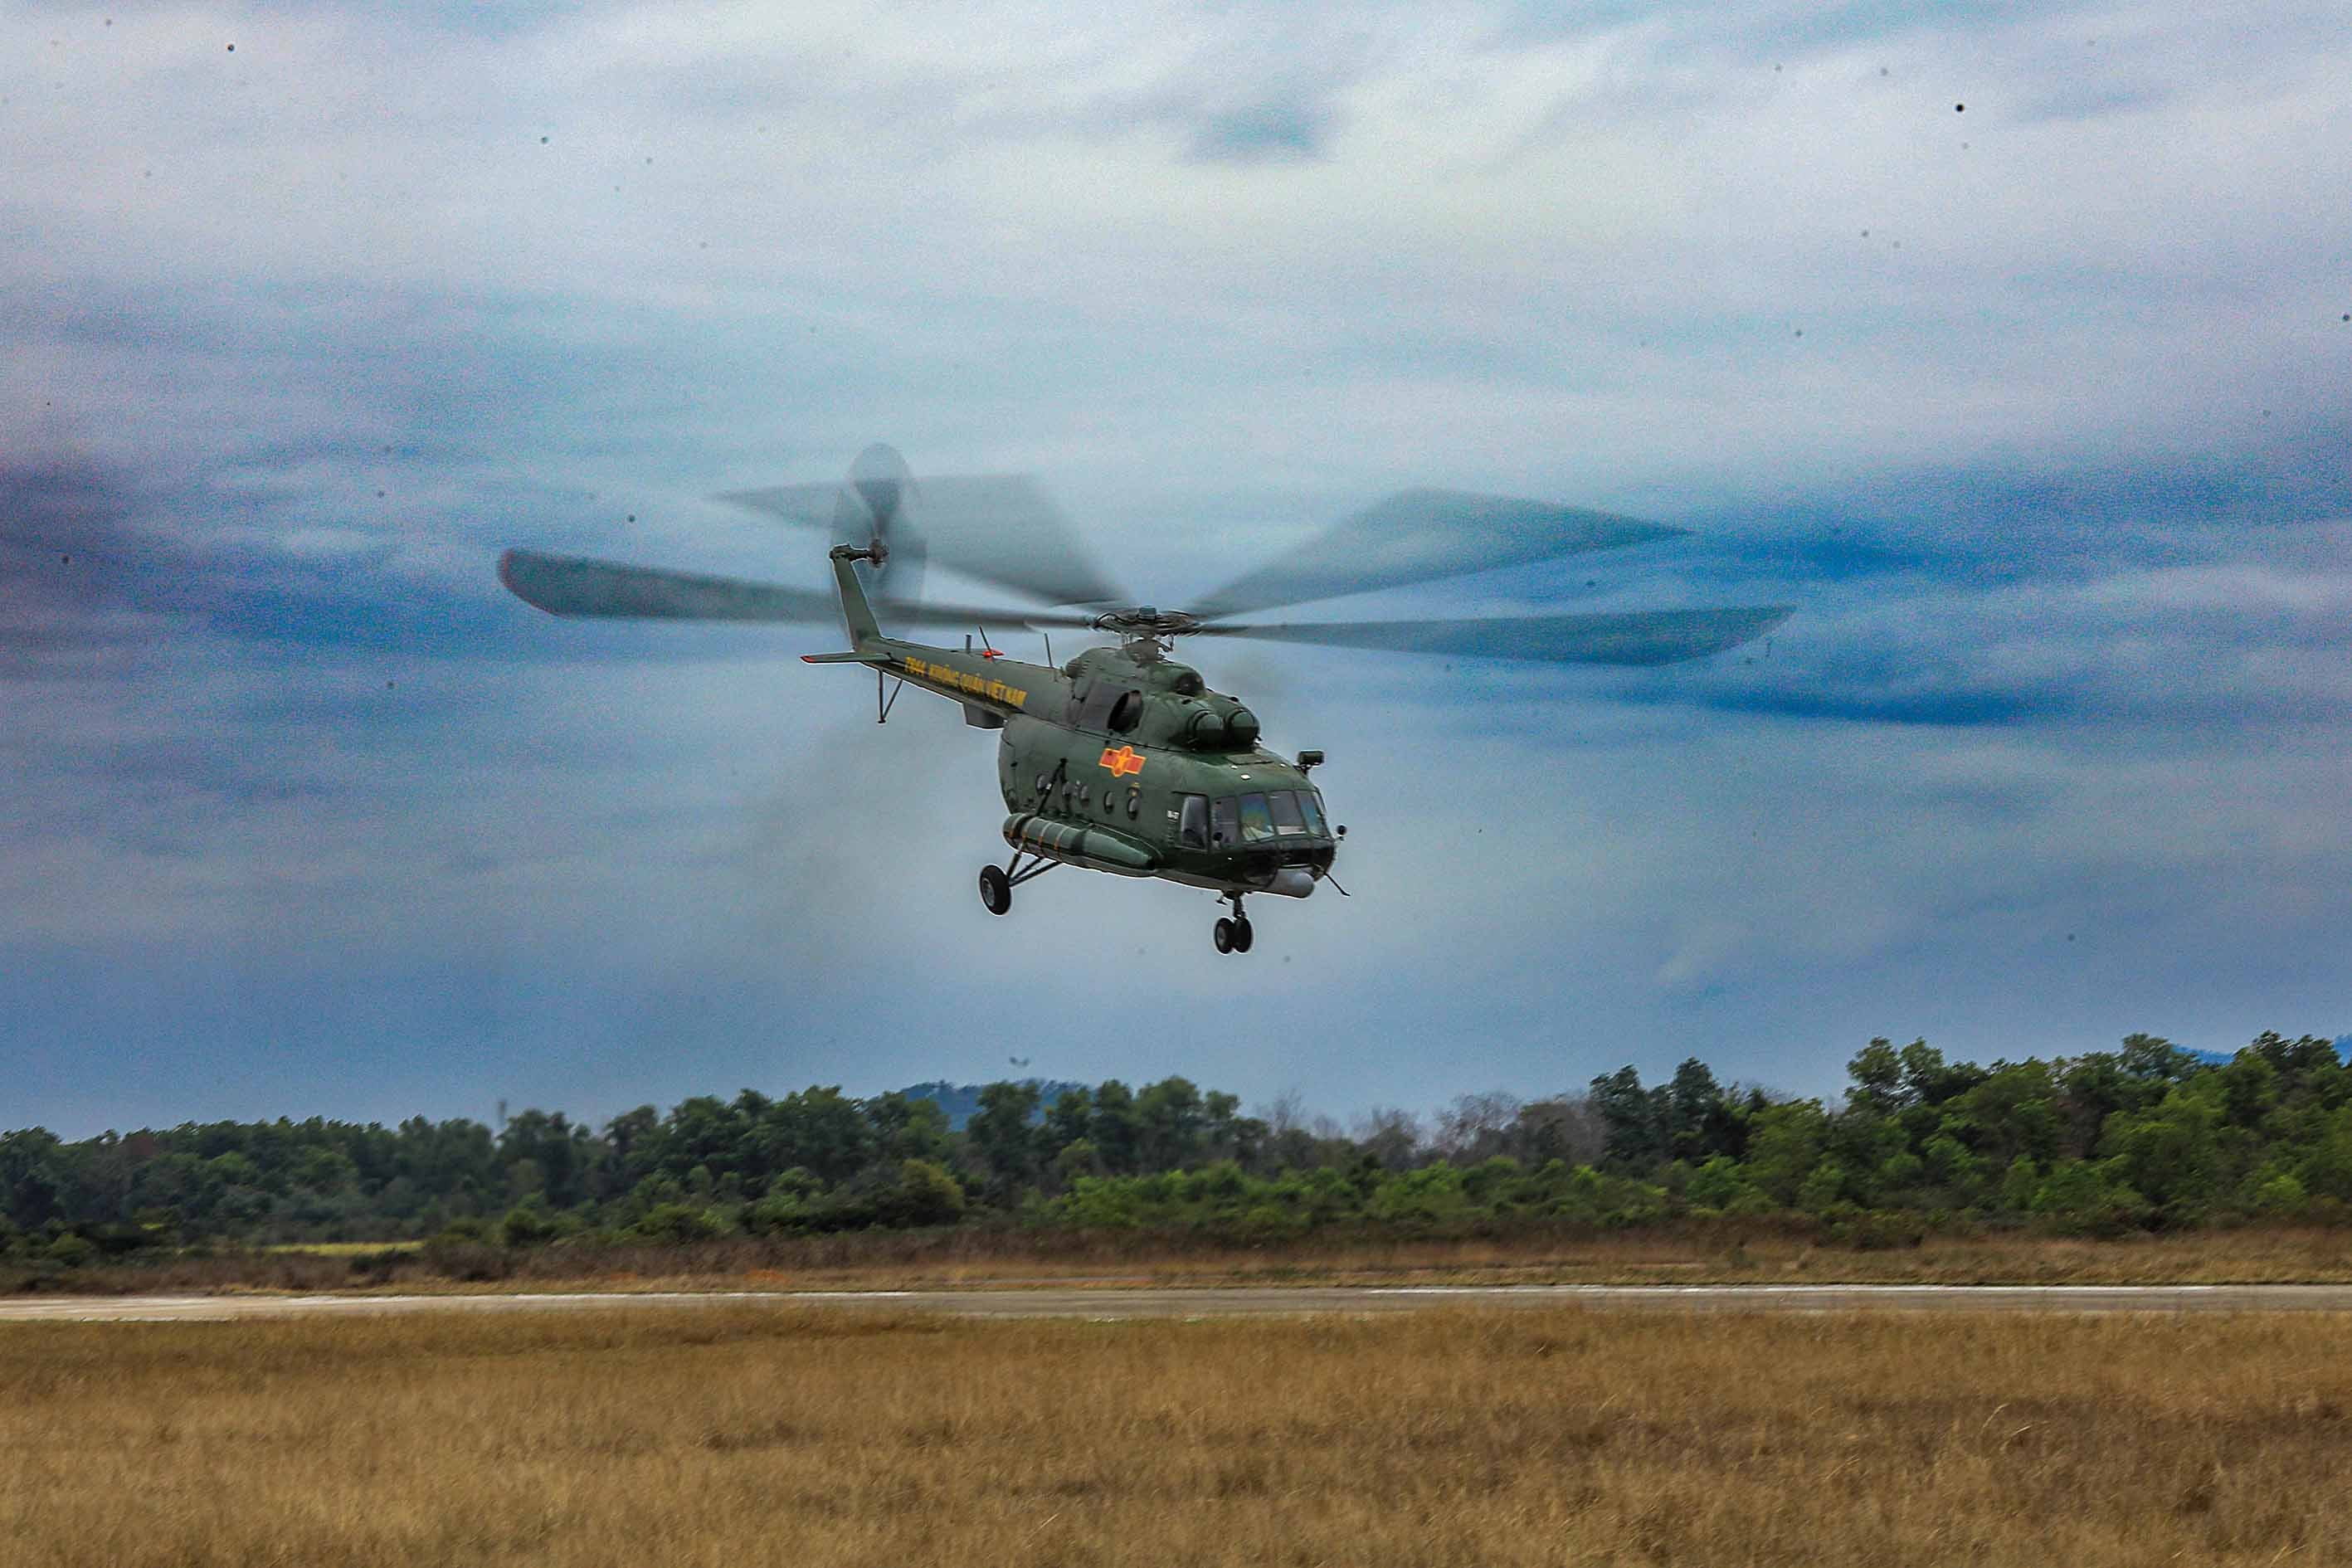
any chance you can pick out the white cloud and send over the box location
[5,0,2349,1122]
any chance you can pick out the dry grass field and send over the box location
[5,1307,2350,1566]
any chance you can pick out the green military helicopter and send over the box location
[498,446,1787,953]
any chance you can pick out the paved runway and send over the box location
[8,1283,2352,1323]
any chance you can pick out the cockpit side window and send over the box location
[1178,794,1210,849]
[1297,790,1328,837]
[1210,796,1240,850]
[1267,790,1307,835]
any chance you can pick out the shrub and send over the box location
[1687,1156,1754,1211]
[633,1203,728,1244]
[499,1200,561,1248]
[743,1191,812,1235]
[883,1160,967,1228]
[2252,1171,2309,1214]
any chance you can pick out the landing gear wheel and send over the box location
[1212,917,1235,953]
[978,864,1012,915]
[1231,917,1254,953]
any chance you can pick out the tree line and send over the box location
[4,1030,2347,1267]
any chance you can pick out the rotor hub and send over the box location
[1093,606,1201,639]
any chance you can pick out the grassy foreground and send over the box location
[6,1307,2351,1566]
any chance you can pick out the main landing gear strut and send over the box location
[1211,892,1254,956]
[978,850,1058,915]
[981,859,1257,957]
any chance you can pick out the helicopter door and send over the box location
[1177,794,1210,850]
[1210,796,1241,850]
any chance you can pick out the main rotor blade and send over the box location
[499,549,840,622]
[1194,605,1792,666]
[1191,490,1687,619]
[718,472,1129,609]
[498,548,1103,634]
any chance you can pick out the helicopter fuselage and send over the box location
[850,633,1338,898]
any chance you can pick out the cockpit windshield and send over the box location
[1267,791,1307,835]
[1215,789,1328,845]
[1238,793,1277,842]
[1204,788,1331,850]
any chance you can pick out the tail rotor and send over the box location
[834,443,927,614]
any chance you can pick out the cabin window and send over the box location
[1179,794,1210,848]
[1267,790,1307,835]
[1238,792,1277,843]
[1298,790,1329,836]
[1210,796,1240,849]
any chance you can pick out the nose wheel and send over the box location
[1212,895,1254,954]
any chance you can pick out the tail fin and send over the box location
[829,548,884,650]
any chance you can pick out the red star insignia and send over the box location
[1098,745,1145,778]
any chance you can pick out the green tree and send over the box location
[1137,1077,1209,1170]
[867,1091,952,1166]
[1589,1067,1664,1171]
[764,1087,877,1185]
[2101,1090,2221,1215]
[1939,1061,2062,1170]
[1845,1039,1906,1117]
[1742,1100,1828,1204]
[1088,1081,1142,1175]
[0,1129,69,1230]
[1664,1059,1736,1162]
[968,1082,1043,1197]
[1040,1088,1094,1161]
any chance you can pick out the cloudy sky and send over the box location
[5,1,2347,1136]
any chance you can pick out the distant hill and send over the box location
[891,1079,1093,1132]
